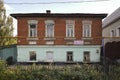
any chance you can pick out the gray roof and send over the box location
[103,7,120,28]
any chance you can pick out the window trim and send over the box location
[82,20,92,38]
[110,29,115,37]
[28,20,38,37]
[66,20,75,37]
[116,27,120,37]
[45,20,55,38]
[46,51,54,62]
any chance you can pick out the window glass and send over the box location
[67,51,73,61]
[83,24,91,37]
[46,23,54,37]
[83,51,90,62]
[29,51,36,61]
[30,24,36,37]
[66,24,74,37]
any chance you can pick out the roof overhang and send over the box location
[11,13,107,19]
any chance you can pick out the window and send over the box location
[45,20,54,37]
[29,24,37,37]
[29,51,36,61]
[111,30,115,37]
[83,51,90,62]
[67,51,73,62]
[82,20,92,37]
[66,20,75,37]
[118,28,120,36]
[83,24,91,37]
[28,20,38,37]
[46,51,53,62]
[117,27,120,37]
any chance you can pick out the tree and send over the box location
[0,0,16,46]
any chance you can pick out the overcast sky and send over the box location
[3,0,120,35]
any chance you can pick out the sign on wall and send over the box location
[74,40,84,45]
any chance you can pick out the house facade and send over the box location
[102,7,120,60]
[11,10,107,63]
[103,7,120,43]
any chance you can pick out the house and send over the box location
[102,7,120,60]
[11,10,107,63]
[103,7,120,43]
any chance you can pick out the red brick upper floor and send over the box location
[11,11,107,45]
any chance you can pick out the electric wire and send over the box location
[3,0,109,5]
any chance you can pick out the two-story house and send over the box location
[11,10,107,63]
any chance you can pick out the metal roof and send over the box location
[10,13,107,19]
[103,7,120,28]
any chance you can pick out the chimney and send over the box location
[46,10,51,14]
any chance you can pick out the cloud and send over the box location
[4,4,13,10]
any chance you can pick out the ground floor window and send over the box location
[46,51,53,62]
[67,51,73,62]
[29,51,36,61]
[83,51,90,62]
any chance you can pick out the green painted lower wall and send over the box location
[17,45,101,63]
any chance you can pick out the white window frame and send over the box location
[28,20,38,37]
[116,27,120,37]
[118,27,120,37]
[45,20,55,37]
[66,20,75,37]
[110,29,115,37]
[46,51,54,62]
[82,20,92,37]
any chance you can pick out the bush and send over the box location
[0,61,120,80]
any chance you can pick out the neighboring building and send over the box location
[103,7,120,43]
[11,10,107,63]
[102,7,120,60]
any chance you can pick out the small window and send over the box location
[111,30,115,37]
[29,51,36,61]
[67,51,73,62]
[46,51,53,62]
[118,27,120,37]
[83,51,90,62]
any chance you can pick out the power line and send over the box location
[4,0,109,5]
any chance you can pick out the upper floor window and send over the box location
[118,27,120,37]
[82,20,92,37]
[66,20,75,37]
[110,30,115,37]
[116,27,120,37]
[45,20,54,37]
[28,20,38,37]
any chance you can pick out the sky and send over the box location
[3,0,120,36]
